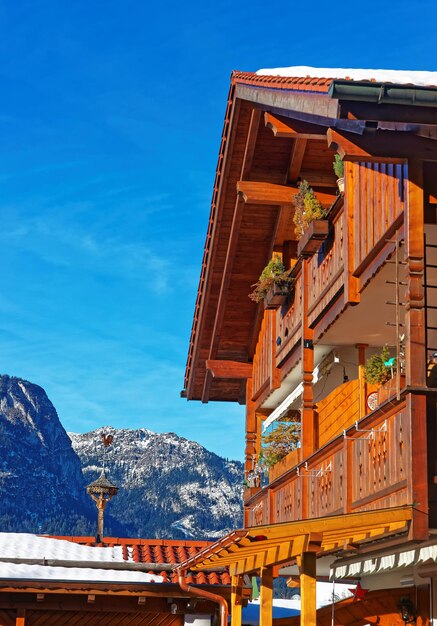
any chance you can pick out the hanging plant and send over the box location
[249,257,293,303]
[364,345,394,385]
[293,180,327,239]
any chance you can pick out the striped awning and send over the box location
[331,542,437,580]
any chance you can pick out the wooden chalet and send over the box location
[181,67,437,625]
[0,533,250,626]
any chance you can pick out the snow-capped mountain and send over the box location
[69,427,243,540]
[0,374,243,539]
[0,375,97,534]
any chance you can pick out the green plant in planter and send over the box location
[292,180,327,239]
[364,345,394,385]
[333,153,344,179]
[249,257,293,303]
[261,419,301,467]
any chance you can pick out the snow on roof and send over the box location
[0,562,162,584]
[0,534,163,584]
[0,533,125,563]
[255,66,437,87]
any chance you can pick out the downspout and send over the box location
[176,568,229,626]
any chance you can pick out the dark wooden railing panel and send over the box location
[246,401,411,528]
[351,161,407,273]
[275,271,303,366]
[307,208,345,327]
[252,309,278,400]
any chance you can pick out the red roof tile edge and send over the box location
[231,70,333,93]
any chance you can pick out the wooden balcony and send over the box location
[250,161,408,400]
[245,398,410,528]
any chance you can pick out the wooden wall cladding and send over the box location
[25,611,184,626]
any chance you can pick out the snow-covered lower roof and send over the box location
[255,66,437,87]
[0,562,162,584]
[0,533,162,584]
[0,533,125,563]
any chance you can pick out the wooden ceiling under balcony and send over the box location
[184,93,338,403]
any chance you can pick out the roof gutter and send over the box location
[176,569,228,626]
[329,80,437,107]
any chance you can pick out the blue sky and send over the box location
[0,0,435,460]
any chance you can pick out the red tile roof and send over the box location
[231,70,334,93]
[53,536,231,586]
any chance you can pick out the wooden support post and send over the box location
[406,159,426,387]
[245,378,257,480]
[16,609,25,626]
[343,160,360,304]
[231,574,243,626]
[301,259,316,459]
[356,343,368,418]
[298,552,317,626]
[409,392,429,540]
[259,566,273,626]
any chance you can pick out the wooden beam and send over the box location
[298,552,316,626]
[298,170,337,187]
[287,139,307,183]
[259,566,273,626]
[327,127,437,161]
[206,359,252,379]
[237,180,335,208]
[248,505,413,541]
[242,109,262,179]
[237,181,296,205]
[264,113,326,140]
[230,575,243,626]
[201,108,261,403]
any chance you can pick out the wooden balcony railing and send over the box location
[307,207,345,327]
[252,309,279,401]
[246,400,410,528]
[275,270,303,367]
[349,160,407,274]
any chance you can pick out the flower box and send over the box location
[378,373,406,405]
[297,219,329,257]
[263,282,292,309]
